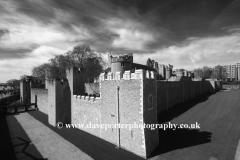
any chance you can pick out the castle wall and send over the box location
[55,80,71,124]
[31,88,48,114]
[0,94,20,104]
[20,80,44,105]
[66,68,85,95]
[100,80,145,155]
[47,80,57,126]
[48,80,71,126]
[70,69,158,158]
[24,67,222,159]
[72,96,101,137]
[20,80,31,104]
[157,80,216,113]
[71,78,147,157]
[30,81,44,88]
[142,77,159,156]
[111,62,131,74]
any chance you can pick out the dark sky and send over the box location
[0,0,240,82]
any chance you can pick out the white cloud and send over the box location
[0,46,66,82]
[105,18,156,50]
[111,28,154,50]
[1,0,240,82]
[132,29,240,70]
[0,1,91,51]
[0,1,92,82]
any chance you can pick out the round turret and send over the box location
[110,53,133,74]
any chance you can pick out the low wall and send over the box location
[0,94,20,105]
[157,80,214,113]
[31,88,48,114]
[157,81,184,113]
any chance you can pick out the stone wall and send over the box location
[0,94,20,104]
[71,78,147,157]
[20,80,43,104]
[72,96,101,137]
[20,80,31,104]
[70,69,158,158]
[31,89,48,114]
[48,80,71,126]
[66,68,85,95]
[47,80,56,126]
[100,79,144,155]
[157,79,216,113]
[142,75,158,156]
[25,68,222,159]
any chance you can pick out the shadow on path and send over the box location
[149,92,214,158]
[28,111,144,160]
[7,115,46,160]
[150,127,212,157]
[0,113,17,160]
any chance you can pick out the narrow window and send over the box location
[148,94,153,110]
[121,62,125,66]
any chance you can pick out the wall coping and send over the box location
[99,69,156,81]
[73,95,100,102]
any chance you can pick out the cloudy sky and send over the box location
[0,0,240,82]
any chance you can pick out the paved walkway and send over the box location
[151,89,240,160]
[8,113,93,160]
[5,89,240,160]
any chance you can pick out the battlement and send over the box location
[47,78,67,84]
[108,53,133,64]
[99,69,156,81]
[20,76,42,83]
[73,95,100,102]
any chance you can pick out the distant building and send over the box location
[237,63,240,81]
[225,63,240,81]
[158,64,166,79]
[106,53,158,77]
[106,53,194,81]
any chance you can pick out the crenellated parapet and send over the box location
[108,53,133,63]
[99,69,156,81]
[73,95,100,102]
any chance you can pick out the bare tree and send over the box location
[32,63,52,81]
[212,65,227,80]
[30,44,104,83]
[6,79,20,88]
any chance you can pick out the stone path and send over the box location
[8,113,93,160]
